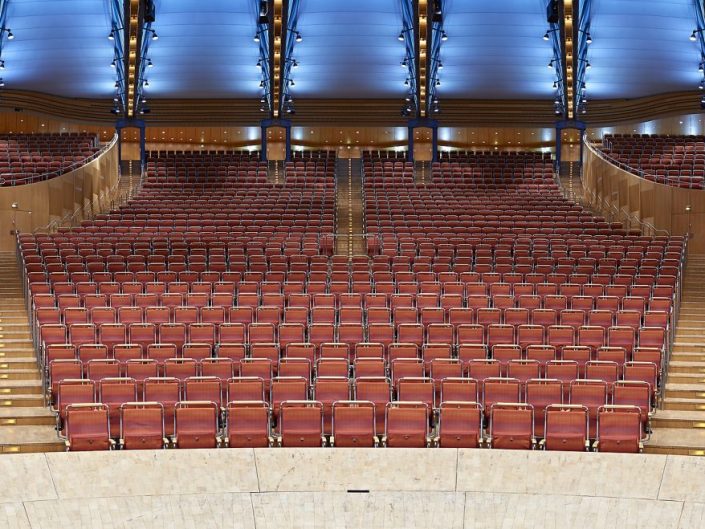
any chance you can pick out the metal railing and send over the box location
[0,134,116,186]
[31,135,131,235]
[580,139,671,237]
[587,138,704,190]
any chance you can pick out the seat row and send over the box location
[61,397,643,453]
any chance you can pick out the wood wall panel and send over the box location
[0,139,119,251]
[0,89,701,129]
[583,141,705,254]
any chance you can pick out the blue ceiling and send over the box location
[0,0,700,102]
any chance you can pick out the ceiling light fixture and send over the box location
[441,31,448,41]
[295,32,302,42]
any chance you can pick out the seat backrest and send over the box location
[543,404,588,451]
[483,377,521,416]
[65,403,111,451]
[331,400,376,447]
[184,376,222,407]
[119,402,165,450]
[596,405,642,453]
[279,400,324,447]
[270,376,308,413]
[226,400,271,448]
[174,401,219,448]
[489,403,534,449]
[227,377,266,402]
[437,401,482,448]
[384,401,429,448]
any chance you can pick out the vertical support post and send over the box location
[408,118,438,163]
[260,123,268,162]
[555,125,562,171]
[138,123,146,169]
[260,118,292,162]
[116,125,123,165]
[284,123,291,162]
[431,125,438,162]
[579,133,584,166]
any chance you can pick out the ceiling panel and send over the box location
[144,0,260,98]
[292,0,403,98]
[0,0,700,107]
[439,0,554,99]
[4,0,115,97]
[585,0,697,99]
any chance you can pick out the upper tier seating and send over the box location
[598,134,705,189]
[0,133,101,186]
[19,149,683,453]
[285,150,336,185]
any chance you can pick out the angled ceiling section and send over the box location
[586,0,696,99]
[291,0,405,98]
[4,0,115,97]
[142,0,260,98]
[439,0,555,99]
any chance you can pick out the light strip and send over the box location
[418,0,428,117]
[564,0,574,119]
[126,0,139,117]
[272,0,282,118]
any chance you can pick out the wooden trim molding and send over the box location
[0,88,701,128]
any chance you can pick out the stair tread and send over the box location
[666,383,705,390]
[0,425,60,445]
[0,380,42,388]
[646,428,705,448]
[653,410,705,421]
[0,407,53,418]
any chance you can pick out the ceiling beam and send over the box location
[545,0,567,118]
[279,0,301,116]
[574,0,592,117]
[255,0,272,114]
[0,0,14,89]
[125,0,140,117]
[399,0,418,117]
[108,0,127,115]
[691,0,705,107]
[426,0,446,116]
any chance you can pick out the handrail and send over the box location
[31,135,122,234]
[583,138,671,236]
[0,134,116,186]
[586,136,704,190]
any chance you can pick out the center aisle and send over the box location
[334,157,365,256]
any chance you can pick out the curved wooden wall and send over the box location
[0,88,701,127]
[582,140,704,253]
[0,137,119,251]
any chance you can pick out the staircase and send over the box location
[414,161,431,184]
[646,254,705,455]
[118,160,142,201]
[0,252,61,453]
[267,160,283,184]
[334,157,365,256]
[558,161,582,203]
